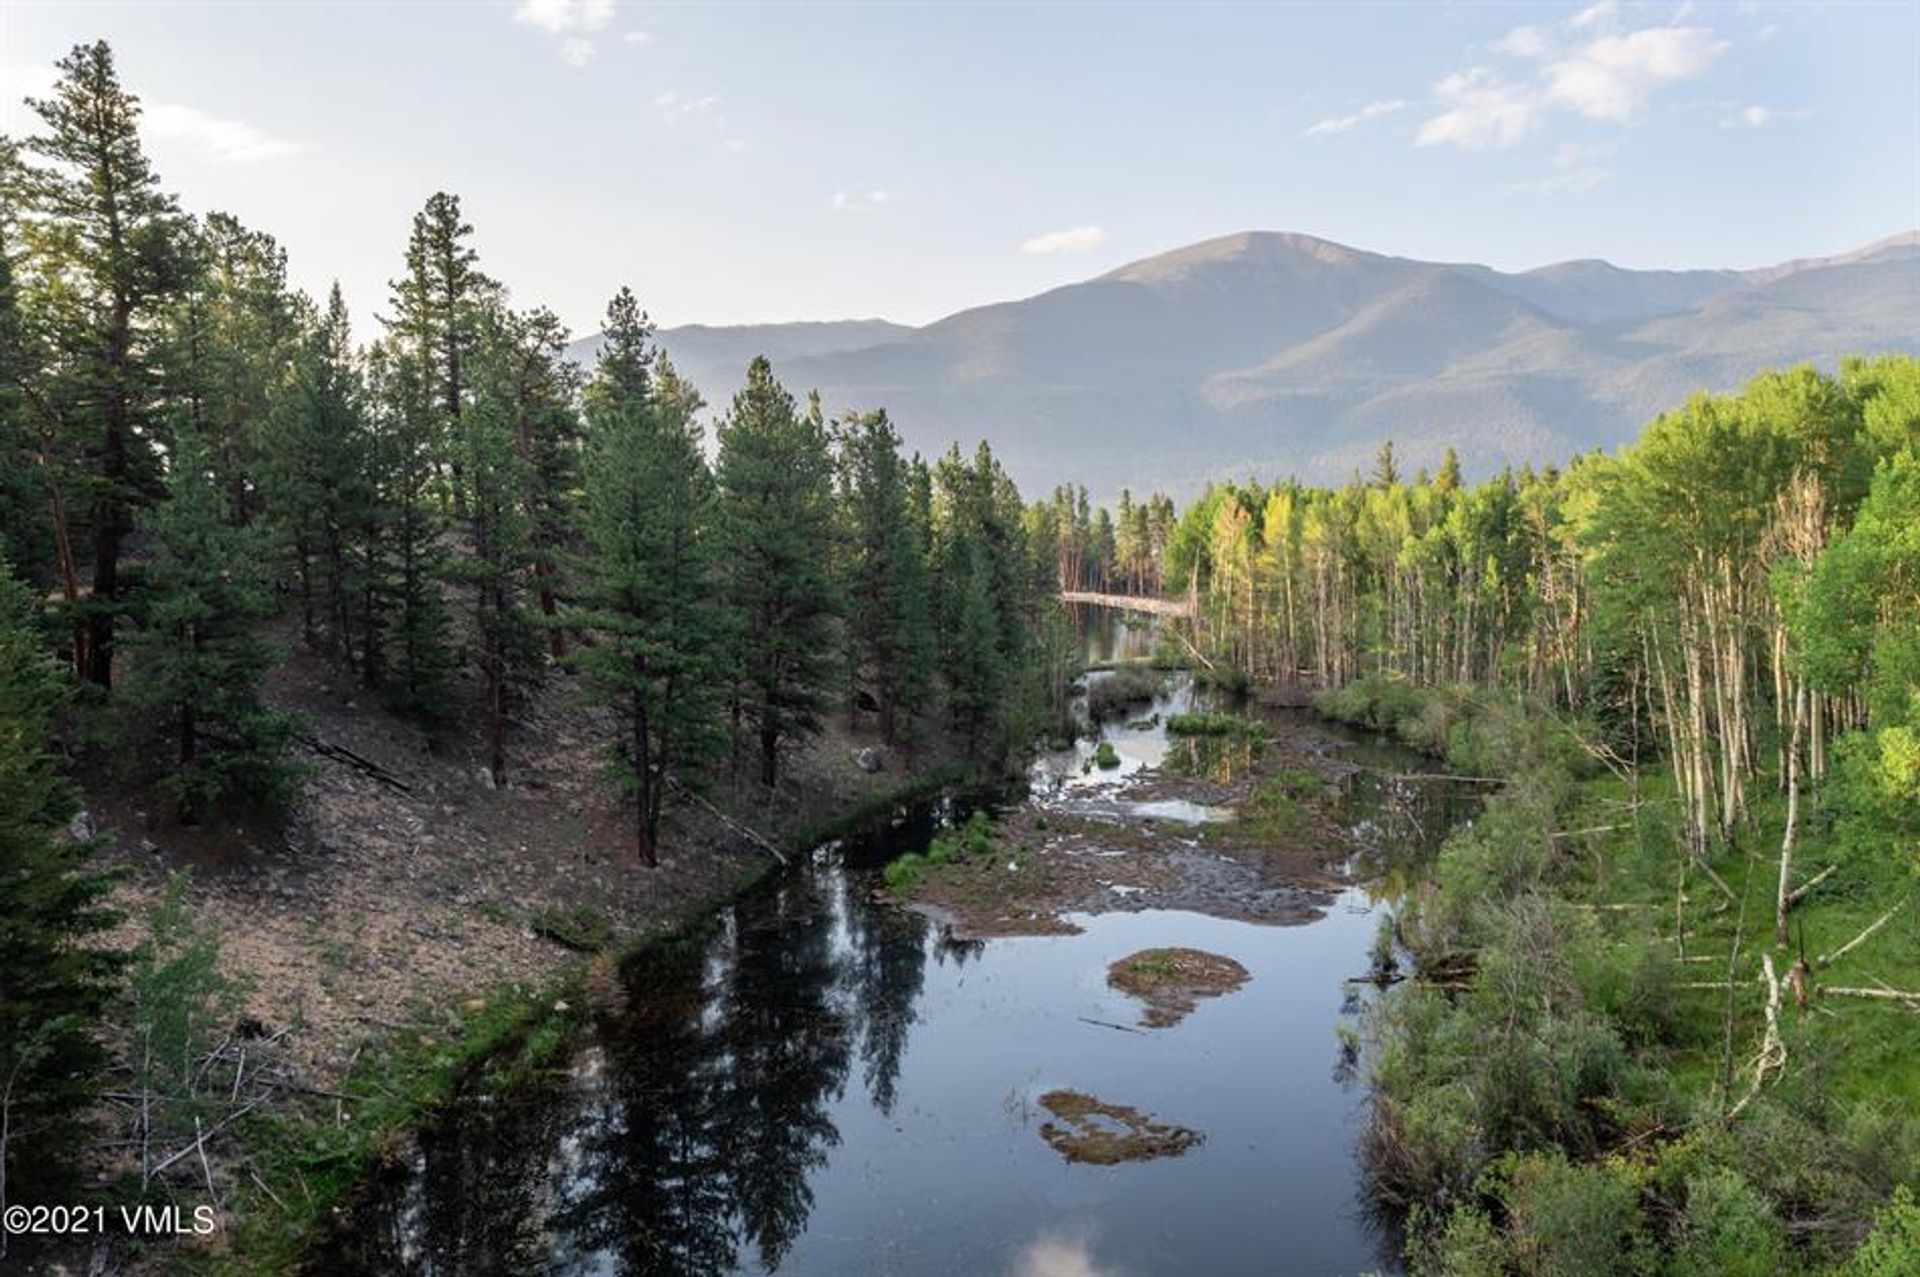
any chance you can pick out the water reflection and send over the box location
[314,613,1472,1276]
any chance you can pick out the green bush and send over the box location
[1502,1152,1650,1277]
[1848,1185,1920,1277]
[1671,1167,1787,1277]
[1093,740,1121,769]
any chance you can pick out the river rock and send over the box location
[67,808,96,843]
[854,747,886,774]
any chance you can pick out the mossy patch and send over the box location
[1106,947,1251,1027]
[1036,1089,1204,1165]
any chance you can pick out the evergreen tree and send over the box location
[260,284,374,663]
[715,359,841,787]
[573,289,724,864]
[0,561,122,1212]
[386,192,496,511]
[457,306,570,784]
[362,337,453,718]
[124,434,299,820]
[17,41,191,687]
[835,409,933,744]
[167,213,297,526]
[0,170,49,578]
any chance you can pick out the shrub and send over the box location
[1671,1167,1786,1277]
[1848,1185,1920,1277]
[1502,1152,1649,1277]
[1093,741,1122,769]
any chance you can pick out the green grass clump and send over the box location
[1094,741,1122,769]
[884,810,998,892]
[1166,712,1269,738]
[529,904,613,952]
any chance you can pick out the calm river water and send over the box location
[318,611,1468,1276]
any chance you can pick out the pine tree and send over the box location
[0,174,49,577]
[0,561,122,1212]
[715,358,842,787]
[362,337,453,718]
[124,433,299,820]
[260,284,374,663]
[17,41,191,687]
[835,409,933,743]
[574,289,724,864]
[167,213,297,526]
[456,306,571,784]
[386,192,496,512]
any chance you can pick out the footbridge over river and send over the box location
[1059,591,1193,619]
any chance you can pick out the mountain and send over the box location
[566,232,1920,498]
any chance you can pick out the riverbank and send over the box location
[1317,675,1920,1275]
[24,636,975,1276]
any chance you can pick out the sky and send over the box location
[2,1,1916,340]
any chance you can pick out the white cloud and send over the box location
[512,0,613,34]
[559,37,597,67]
[830,189,888,213]
[1742,104,1772,127]
[142,101,304,163]
[1021,225,1105,254]
[1569,1,1620,30]
[654,90,719,124]
[1545,26,1727,122]
[1415,69,1541,149]
[1507,139,1617,195]
[1492,24,1553,60]
[1302,98,1406,138]
[3,63,300,164]
[622,31,653,45]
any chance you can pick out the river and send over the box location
[316,609,1470,1276]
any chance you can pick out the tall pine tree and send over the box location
[573,289,724,864]
[17,41,191,687]
[715,360,841,787]
[0,561,122,1211]
[124,433,299,820]
[835,409,932,744]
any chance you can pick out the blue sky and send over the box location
[3,1,1915,338]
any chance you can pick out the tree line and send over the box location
[0,40,1065,1205]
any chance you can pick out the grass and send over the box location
[528,903,614,952]
[1165,712,1270,739]
[1093,741,1122,769]
[884,810,999,893]
[214,975,588,1274]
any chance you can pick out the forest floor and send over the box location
[36,630,955,1276]
[889,716,1364,936]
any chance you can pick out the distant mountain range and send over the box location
[567,231,1920,498]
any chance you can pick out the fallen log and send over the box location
[1817,895,1909,969]
[667,776,788,865]
[303,734,413,793]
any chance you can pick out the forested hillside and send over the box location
[0,42,1068,1258]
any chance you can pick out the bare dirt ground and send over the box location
[85,633,933,1088]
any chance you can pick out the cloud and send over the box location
[1545,25,1726,122]
[1728,103,1808,129]
[512,0,613,34]
[559,37,597,67]
[622,31,653,45]
[141,101,304,163]
[655,90,719,124]
[1491,24,1553,60]
[830,189,888,213]
[1415,69,1542,149]
[1569,1,1620,30]
[1302,98,1405,138]
[1506,139,1617,195]
[1423,15,1726,149]
[1021,225,1105,254]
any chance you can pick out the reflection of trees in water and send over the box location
[312,1057,578,1274]
[839,875,931,1115]
[318,857,946,1275]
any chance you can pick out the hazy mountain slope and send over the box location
[567,232,1919,498]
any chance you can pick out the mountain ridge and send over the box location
[566,230,1920,497]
